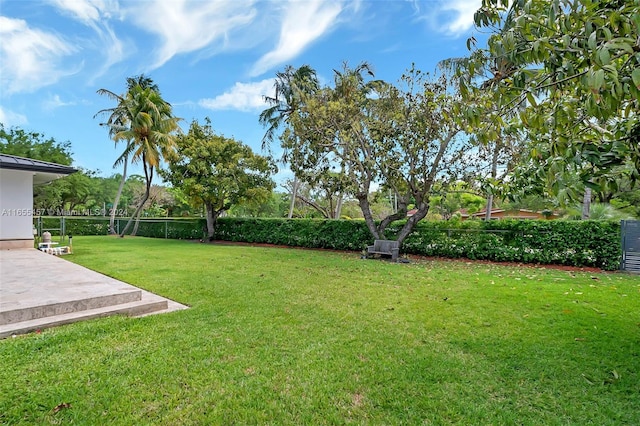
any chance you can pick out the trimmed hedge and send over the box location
[400,220,621,271]
[215,218,620,270]
[214,218,372,250]
[35,216,622,270]
[35,217,203,240]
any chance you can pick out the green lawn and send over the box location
[2,236,639,425]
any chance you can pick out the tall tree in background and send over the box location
[260,65,319,218]
[102,84,180,236]
[285,64,469,245]
[163,119,276,240]
[96,75,161,234]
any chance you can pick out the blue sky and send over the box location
[0,0,483,184]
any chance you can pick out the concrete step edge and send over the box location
[0,290,142,325]
[0,298,168,339]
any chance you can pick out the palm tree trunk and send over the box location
[109,158,128,234]
[582,187,592,220]
[120,163,152,237]
[485,142,500,221]
[288,177,298,219]
[334,193,343,219]
[131,207,143,236]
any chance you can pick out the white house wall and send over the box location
[0,169,34,249]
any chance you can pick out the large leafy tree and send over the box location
[162,119,276,240]
[467,0,640,198]
[284,64,469,245]
[0,124,73,165]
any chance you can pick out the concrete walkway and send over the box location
[0,249,187,338]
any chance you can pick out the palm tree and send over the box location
[117,85,180,236]
[259,65,319,218]
[95,75,160,234]
[99,84,180,236]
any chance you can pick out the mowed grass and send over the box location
[1,236,639,425]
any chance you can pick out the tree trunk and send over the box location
[296,193,330,218]
[334,193,343,219]
[357,194,381,240]
[120,163,152,237]
[582,187,592,220]
[131,207,143,236]
[484,194,494,221]
[205,201,223,241]
[109,158,128,234]
[485,142,500,221]
[288,177,298,219]
[395,202,430,246]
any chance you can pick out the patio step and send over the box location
[0,290,142,325]
[0,292,169,339]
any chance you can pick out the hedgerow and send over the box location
[35,216,621,270]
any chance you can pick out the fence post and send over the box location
[165,220,168,239]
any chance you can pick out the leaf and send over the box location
[598,48,610,65]
[631,68,640,90]
[582,374,595,385]
[594,69,605,90]
[526,91,537,107]
[587,31,597,50]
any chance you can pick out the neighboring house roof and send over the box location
[0,153,77,184]
[467,208,558,220]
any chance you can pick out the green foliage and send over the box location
[214,218,372,251]
[38,216,621,270]
[0,124,73,165]
[401,220,620,271]
[469,0,640,195]
[162,118,276,239]
[213,218,620,270]
[37,217,204,240]
[283,63,470,243]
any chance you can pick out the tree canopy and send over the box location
[162,119,276,240]
[463,0,640,198]
[281,63,470,245]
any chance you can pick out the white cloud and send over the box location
[250,0,343,77]
[0,16,78,95]
[412,0,480,36]
[47,0,117,24]
[125,0,257,70]
[42,94,85,111]
[199,79,275,112]
[48,0,125,79]
[0,107,28,127]
[436,0,481,36]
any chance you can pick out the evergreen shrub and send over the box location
[36,216,621,270]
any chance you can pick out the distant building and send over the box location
[462,208,558,220]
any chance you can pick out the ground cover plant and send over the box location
[1,236,639,424]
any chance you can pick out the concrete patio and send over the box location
[0,248,187,338]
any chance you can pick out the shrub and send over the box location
[35,216,621,270]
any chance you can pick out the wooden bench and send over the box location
[367,239,400,261]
